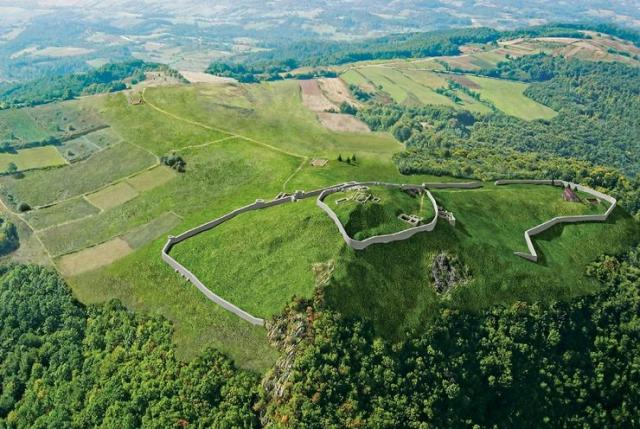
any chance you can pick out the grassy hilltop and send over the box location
[0,41,637,371]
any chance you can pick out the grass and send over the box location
[323,185,638,339]
[0,109,48,144]
[23,197,100,231]
[86,181,139,211]
[0,142,157,208]
[171,198,343,318]
[128,166,176,192]
[325,187,435,240]
[0,146,67,172]
[122,211,182,249]
[15,80,634,374]
[468,75,558,121]
[343,67,491,114]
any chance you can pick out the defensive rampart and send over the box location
[495,179,617,262]
[316,182,440,250]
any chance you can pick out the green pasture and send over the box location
[0,146,67,172]
[0,142,157,208]
[468,75,558,120]
[0,109,48,144]
[324,184,637,339]
[23,197,100,231]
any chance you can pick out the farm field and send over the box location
[0,109,48,143]
[0,146,67,172]
[467,75,558,120]
[342,66,497,115]
[0,75,635,373]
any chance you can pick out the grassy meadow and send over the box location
[468,75,558,120]
[0,76,635,374]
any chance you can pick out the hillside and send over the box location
[1,24,640,427]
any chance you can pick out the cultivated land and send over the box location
[0,43,637,371]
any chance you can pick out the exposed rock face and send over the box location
[260,300,315,424]
[431,252,468,294]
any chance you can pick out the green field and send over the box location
[0,142,157,208]
[0,146,67,172]
[23,197,100,231]
[468,75,558,120]
[325,186,436,240]
[0,109,48,144]
[0,79,632,374]
[342,66,491,114]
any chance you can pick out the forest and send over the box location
[356,55,640,215]
[0,265,259,428]
[2,246,638,427]
[0,61,180,109]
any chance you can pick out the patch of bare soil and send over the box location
[180,71,238,84]
[318,78,359,106]
[448,74,481,89]
[299,79,337,112]
[58,238,133,276]
[317,113,370,133]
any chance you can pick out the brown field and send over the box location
[317,113,370,133]
[318,78,358,106]
[441,55,481,71]
[449,74,481,89]
[86,181,139,211]
[180,71,238,84]
[58,238,133,276]
[299,79,337,112]
[127,166,176,192]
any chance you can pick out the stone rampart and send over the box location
[316,182,440,250]
[495,179,617,262]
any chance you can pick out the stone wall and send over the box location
[316,182,440,250]
[495,179,617,262]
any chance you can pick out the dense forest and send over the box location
[0,265,258,428]
[0,61,182,109]
[2,247,639,427]
[355,55,640,215]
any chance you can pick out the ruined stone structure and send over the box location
[162,178,615,324]
[495,179,617,262]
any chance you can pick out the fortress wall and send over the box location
[316,183,440,250]
[495,180,617,262]
[161,245,265,325]
[423,182,484,189]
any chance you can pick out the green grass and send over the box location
[325,187,435,240]
[468,75,558,120]
[0,109,48,144]
[24,81,635,374]
[29,101,106,136]
[323,185,637,339]
[23,197,100,231]
[0,142,157,208]
[122,211,182,249]
[0,146,67,172]
[171,199,343,318]
[343,67,492,114]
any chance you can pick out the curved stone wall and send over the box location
[495,179,617,262]
[161,180,476,324]
[316,182,440,250]
[161,178,614,324]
